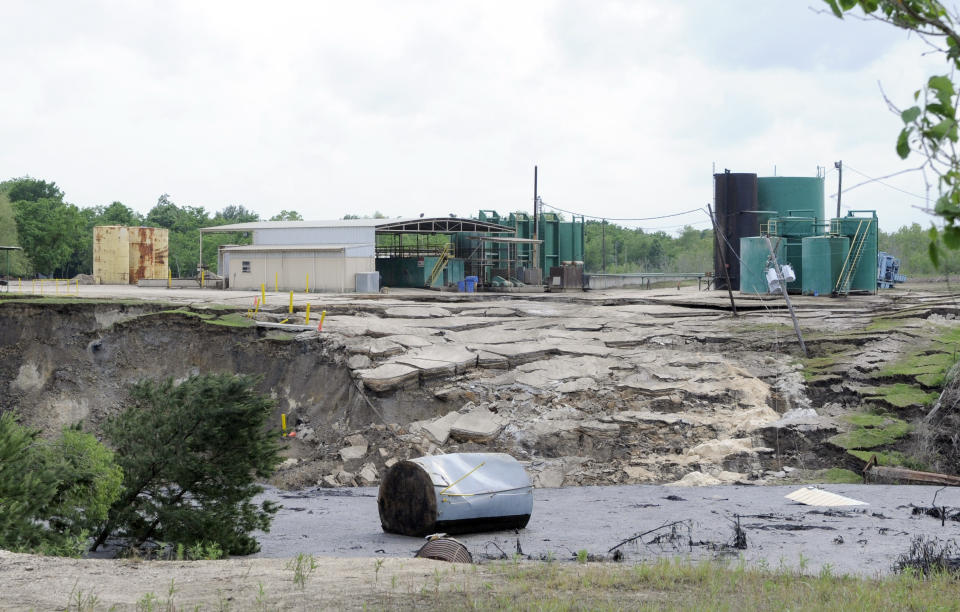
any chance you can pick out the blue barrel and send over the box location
[465,275,478,283]
[466,280,476,292]
[457,280,466,292]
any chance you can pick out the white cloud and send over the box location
[0,0,948,232]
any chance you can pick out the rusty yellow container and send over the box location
[128,227,169,283]
[93,226,169,284]
[93,226,130,284]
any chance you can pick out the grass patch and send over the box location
[155,309,214,320]
[204,312,256,328]
[863,384,939,408]
[829,413,913,450]
[264,331,295,341]
[455,558,960,611]
[875,351,958,388]
[823,468,863,484]
[847,449,927,470]
[865,317,902,332]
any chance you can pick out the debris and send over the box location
[785,487,868,507]
[378,452,533,537]
[608,520,691,553]
[448,407,507,443]
[338,445,367,461]
[863,461,960,486]
[415,536,472,563]
[893,536,960,576]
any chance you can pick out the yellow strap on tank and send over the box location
[439,461,486,495]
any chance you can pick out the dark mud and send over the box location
[255,483,960,576]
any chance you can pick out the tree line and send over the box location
[0,177,302,279]
[0,175,949,279]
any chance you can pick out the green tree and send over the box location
[269,210,304,221]
[825,1,960,261]
[93,373,283,556]
[216,205,259,224]
[11,198,85,277]
[0,192,30,276]
[0,177,63,204]
[0,415,122,557]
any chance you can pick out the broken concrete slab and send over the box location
[384,334,434,348]
[384,306,452,319]
[418,411,462,445]
[449,407,507,443]
[339,445,367,461]
[347,354,373,370]
[391,345,478,377]
[345,337,405,358]
[357,363,419,393]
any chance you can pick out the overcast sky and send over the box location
[0,1,947,231]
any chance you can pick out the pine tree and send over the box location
[93,373,283,556]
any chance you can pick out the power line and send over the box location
[538,201,705,222]
[831,164,929,201]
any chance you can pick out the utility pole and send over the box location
[601,219,607,274]
[532,166,539,274]
[834,160,843,218]
[763,235,807,357]
[706,203,737,316]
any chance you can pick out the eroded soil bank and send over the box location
[1,285,958,490]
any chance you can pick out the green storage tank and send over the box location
[801,236,850,295]
[739,236,785,294]
[770,216,817,238]
[831,212,878,293]
[757,177,825,222]
[784,238,803,293]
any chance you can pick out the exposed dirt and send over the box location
[0,550,478,611]
[2,285,959,491]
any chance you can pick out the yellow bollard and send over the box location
[201,269,205,288]
[306,273,309,293]
[261,284,266,306]
[254,297,260,314]
[76,279,79,295]
[168,269,171,289]
[281,413,287,433]
[305,303,311,325]
[18,278,22,292]
[317,309,327,331]
[289,291,293,314]
[275,272,278,293]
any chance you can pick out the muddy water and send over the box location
[255,483,960,576]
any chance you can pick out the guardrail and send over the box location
[587,272,710,290]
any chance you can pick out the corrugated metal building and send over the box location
[205,218,515,292]
[93,226,169,284]
[209,220,377,292]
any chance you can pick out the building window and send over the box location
[241,260,251,273]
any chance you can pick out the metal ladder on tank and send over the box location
[426,243,452,288]
[834,219,869,296]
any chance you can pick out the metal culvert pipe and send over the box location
[378,453,533,537]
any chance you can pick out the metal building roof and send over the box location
[217,243,366,252]
[200,217,515,234]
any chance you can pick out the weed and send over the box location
[136,592,158,612]
[374,557,384,583]
[66,580,99,612]
[287,552,318,589]
[576,549,589,564]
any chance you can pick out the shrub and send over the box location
[92,373,283,556]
